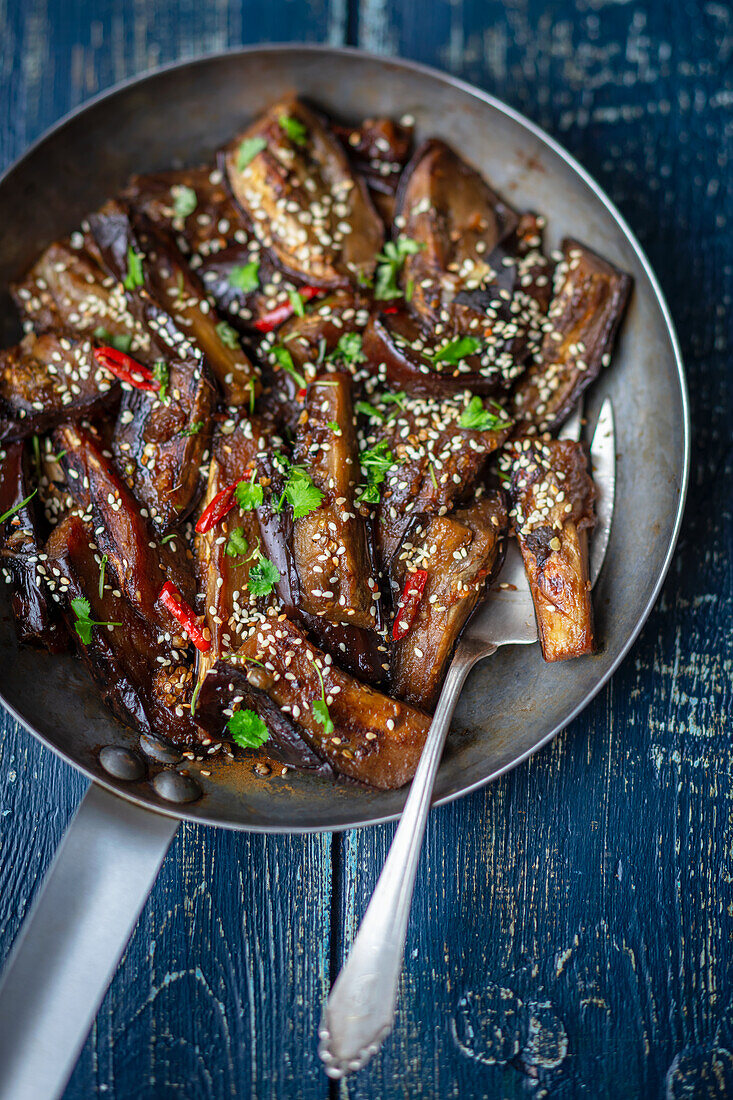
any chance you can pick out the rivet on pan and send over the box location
[99,745,145,782]
[152,769,202,804]
[139,732,183,764]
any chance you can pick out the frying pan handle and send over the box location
[0,781,178,1100]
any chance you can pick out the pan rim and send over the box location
[0,43,690,834]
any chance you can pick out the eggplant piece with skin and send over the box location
[359,390,512,567]
[89,200,259,406]
[0,330,118,442]
[292,372,379,628]
[503,437,596,661]
[512,238,632,433]
[54,424,196,628]
[195,661,333,775]
[390,492,507,708]
[395,139,519,322]
[334,116,413,225]
[225,615,430,788]
[46,512,200,744]
[12,240,148,354]
[0,442,67,651]
[255,449,388,686]
[223,97,384,288]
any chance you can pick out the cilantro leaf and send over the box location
[235,479,264,511]
[0,489,37,526]
[225,527,249,557]
[272,345,307,390]
[247,554,280,597]
[98,553,108,599]
[284,469,324,519]
[357,439,396,505]
[229,259,260,293]
[237,136,266,170]
[228,708,269,748]
[354,401,386,422]
[180,420,203,437]
[430,335,483,364]
[70,594,121,645]
[327,332,367,367]
[152,359,169,402]
[279,114,308,146]
[312,698,334,737]
[216,320,240,349]
[93,326,133,353]
[327,420,342,435]
[374,237,424,300]
[172,184,197,218]
[458,396,511,432]
[122,245,144,290]
[288,289,305,317]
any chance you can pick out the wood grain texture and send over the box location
[0,1,730,1097]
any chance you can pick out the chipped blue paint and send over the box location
[0,1,730,1098]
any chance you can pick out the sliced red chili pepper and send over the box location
[382,306,400,315]
[392,568,428,641]
[253,286,322,333]
[158,581,211,652]
[94,346,160,393]
[195,482,238,534]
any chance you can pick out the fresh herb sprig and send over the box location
[458,396,511,432]
[247,553,280,597]
[237,137,266,170]
[152,359,169,402]
[227,708,269,748]
[123,246,144,290]
[0,489,37,526]
[374,237,424,300]
[70,596,121,646]
[93,327,133,354]
[311,661,334,737]
[172,184,197,218]
[356,439,396,505]
[429,336,483,364]
[229,260,260,292]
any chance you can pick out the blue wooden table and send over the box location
[1,2,730,1097]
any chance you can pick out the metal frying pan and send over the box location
[0,46,689,1100]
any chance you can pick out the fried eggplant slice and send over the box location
[395,139,519,322]
[335,116,413,225]
[292,372,379,628]
[358,390,512,567]
[194,663,333,774]
[222,615,430,788]
[512,238,632,433]
[0,330,117,441]
[12,240,148,354]
[0,441,67,650]
[254,446,388,686]
[45,512,200,744]
[89,200,258,406]
[503,437,596,661]
[54,424,195,628]
[223,97,384,287]
[390,492,507,708]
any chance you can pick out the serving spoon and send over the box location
[318,397,615,1077]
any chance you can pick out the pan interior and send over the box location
[0,48,687,832]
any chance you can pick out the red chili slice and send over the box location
[158,581,211,652]
[93,346,160,392]
[392,568,428,641]
[254,286,322,333]
[195,482,238,534]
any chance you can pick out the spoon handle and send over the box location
[318,644,488,1078]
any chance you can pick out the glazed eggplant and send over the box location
[292,372,379,628]
[212,615,430,789]
[12,239,148,353]
[359,390,512,567]
[390,492,508,708]
[395,139,519,322]
[223,97,384,287]
[335,116,413,224]
[45,512,200,744]
[0,330,117,441]
[88,200,259,407]
[195,662,333,774]
[54,424,196,628]
[512,238,632,433]
[0,441,67,651]
[255,447,388,686]
[503,437,596,660]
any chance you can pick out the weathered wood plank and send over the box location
[0,2,345,1098]
[342,2,733,1097]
